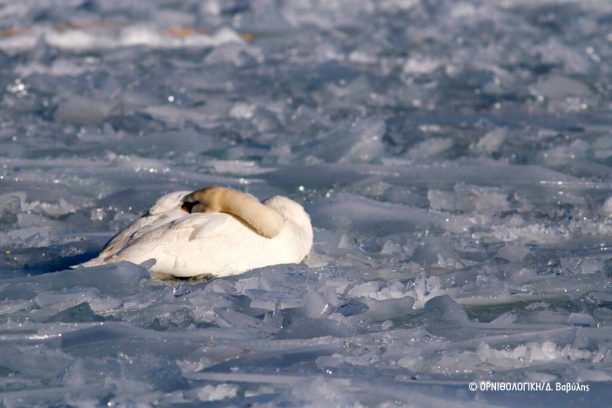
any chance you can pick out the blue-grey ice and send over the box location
[0,0,611,406]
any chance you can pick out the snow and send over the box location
[1,0,612,406]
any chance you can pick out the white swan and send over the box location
[81,187,313,278]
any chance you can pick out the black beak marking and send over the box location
[181,200,198,213]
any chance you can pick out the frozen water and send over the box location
[1,0,612,406]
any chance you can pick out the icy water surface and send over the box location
[1,0,612,406]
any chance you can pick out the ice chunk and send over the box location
[531,75,591,100]
[277,318,354,339]
[454,184,509,215]
[534,39,591,75]
[0,344,72,379]
[561,257,604,275]
[32,262,149,297]
[489,311,517,325]
[54,97,114,125]
[380,240,402,254]
[567,313,595,327]
[408,274,444,308]
[229,103,255,119]
[347,281,381,298]
[310,193,468,235]
[49,302,105,323]
[541,139,590,166]
[509,266,538,284]
[427,190,455,211]
[423,295,469,324]
[407,138,453,158]
[576,369,612,382]
[473,128,506,154]
[280,376,359,407]
[477,341,593,367]
[340,118,385,163]
[336,299,368,317]
[313,118,386,164]
[495,244,531,262]
[602,196,612,217]
[304,289,332,318]
[205,43,262,67]
[586,291,612,307]
[362,296,415,322]
[197,384,238,401]
[592,135,612,160]
[403,56,441,75]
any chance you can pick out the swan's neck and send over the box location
[220,190,285,238]
[184,187,285,238]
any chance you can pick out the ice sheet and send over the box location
[1,0,611,406]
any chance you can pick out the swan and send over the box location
[80,187,313,278]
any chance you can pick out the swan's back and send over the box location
[264,195,313,256]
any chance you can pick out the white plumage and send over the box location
[81,187,313,278]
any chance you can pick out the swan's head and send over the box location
[181,187,224,213]
[181,186,285,239]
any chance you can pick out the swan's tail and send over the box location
[72,256,106,269]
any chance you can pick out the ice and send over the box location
[423,295,469,324]
[407,137,454,158]
[347,281,381,298]
[303,288,331,318]
[567,313,595,327]
[593,136,612,160]
[55,97,114,126]
[361,296,415,322]
[561,257,605,275]
[495,244,531,263]
[0,25,244,51]
[541,139,591,166]
[30,262,148,296]
[403,55,441,75]
[472,128,506,154]
[196,384,238,402]
[602,196,612,217]
[477,341,594,368]
[531,75,591,100]
[2,0,612,405]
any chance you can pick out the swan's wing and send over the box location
[161,212,233,242]
[107,213,241,275]
[95,215,155,260]
[114,213,235,256]
[94,191,190,261]
[148,191,191,215]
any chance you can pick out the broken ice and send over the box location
[1,0,611,406]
